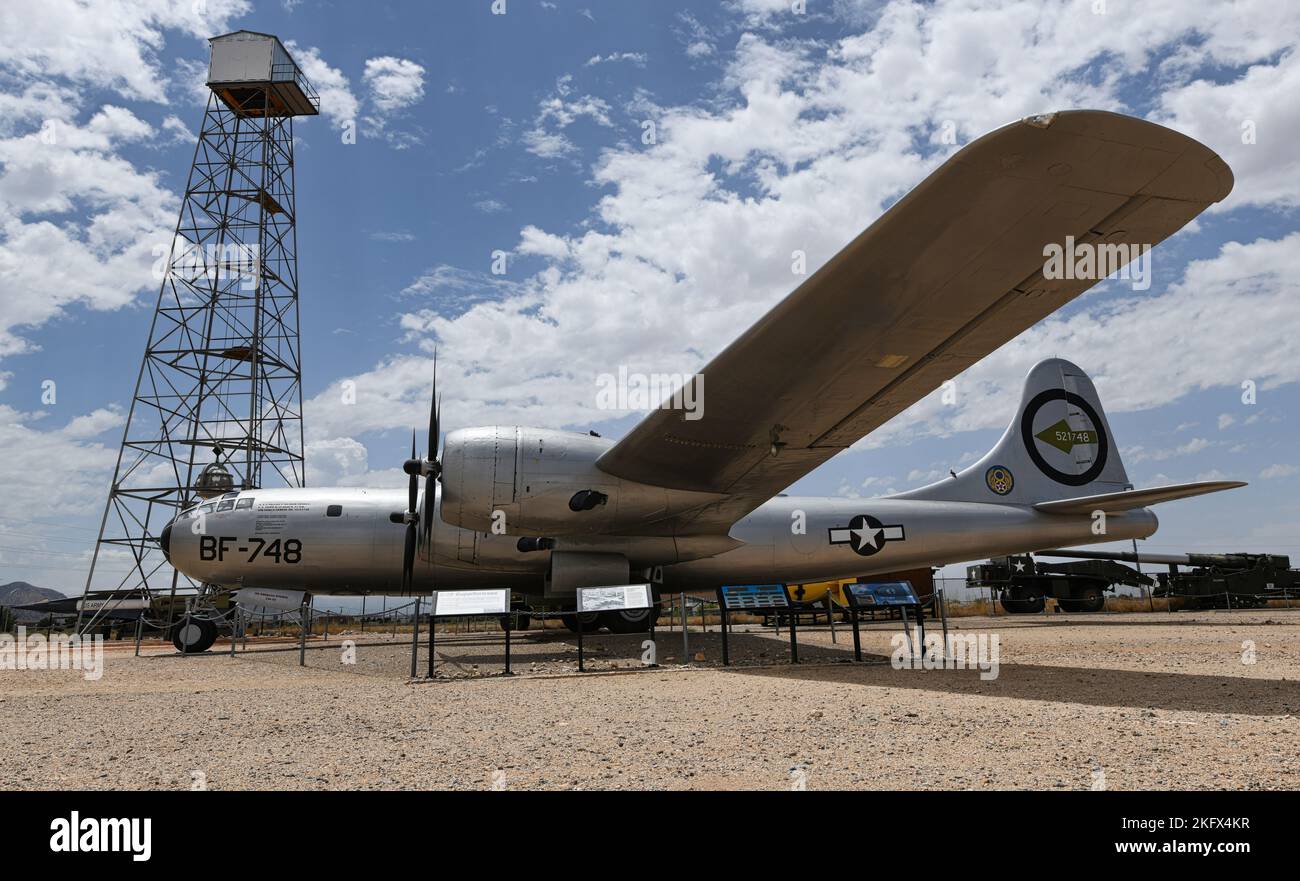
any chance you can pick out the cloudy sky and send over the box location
[2,0,1299,592]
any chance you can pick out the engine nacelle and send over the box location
[440,426,722,535]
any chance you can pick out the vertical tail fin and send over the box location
[896,358,1130,505]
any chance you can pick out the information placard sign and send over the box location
[577,584,651,613]
[233,587,305,612]
[842,580,922,663]
[844,581,918,607]
[718,584,790,610]
[715,584,797,666]
[433,588,510,617]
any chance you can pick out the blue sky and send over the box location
[2,0,1299,592]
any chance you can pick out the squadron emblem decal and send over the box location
[828,514,905,557]
[1020,388,1108,487]
[985,465,1014,496]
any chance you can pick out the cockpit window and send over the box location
[326,504,343,517]
[198,503,215,516]
[236,497,254,510]
[217,499,235,512]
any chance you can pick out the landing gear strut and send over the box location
[168,582,229,653]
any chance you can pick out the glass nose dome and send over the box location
[194,461,235,498]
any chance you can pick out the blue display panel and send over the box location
[718,584,790,610]
[844,581,918,606]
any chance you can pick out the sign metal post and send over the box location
[716,585,796,666]
[298,599,308,667]
[843,581,923,664]
[574,584,654,673]
[680,592,689,661]
[577,615,585,672]
[503,612,512,676]
[427,589,513,679]
[937,585,950,666]
[409,597,421,679]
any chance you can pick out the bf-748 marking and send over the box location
[199,536,302,564]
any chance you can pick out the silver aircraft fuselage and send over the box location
[164,484,1156,596]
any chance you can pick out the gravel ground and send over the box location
[2,609,1298,790]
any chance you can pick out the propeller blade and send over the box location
[422,472,436,544]
[408,430,419,515]
[424,391,443,543]
[402,522,417,594]
[428,350,438,463]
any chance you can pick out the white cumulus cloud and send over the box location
[363,56,426,114]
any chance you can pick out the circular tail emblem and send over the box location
[985,465,1014,496]
[1020,388,1108,486]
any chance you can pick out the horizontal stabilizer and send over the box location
[1033,480,1245,514]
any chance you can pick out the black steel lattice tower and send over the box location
[79,32,320,624]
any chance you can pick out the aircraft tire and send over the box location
[602,607,658,633]
[498,607,533,631]
[171,616,218,653]
[560,612,601,634]
[497,614,532,631]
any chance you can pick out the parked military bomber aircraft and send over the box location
[161,110,1242,652]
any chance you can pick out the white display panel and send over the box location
[577,584,652,613]
[233,587,306,612]
[433,589,511,616]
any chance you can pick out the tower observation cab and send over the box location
[207,30,320,118]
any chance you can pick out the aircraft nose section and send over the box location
[160,518,173,561]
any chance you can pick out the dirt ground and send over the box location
[2,608,1298,790]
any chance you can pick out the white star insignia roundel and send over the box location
[827,514,906,556]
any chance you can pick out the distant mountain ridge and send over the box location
[1,582,67,623]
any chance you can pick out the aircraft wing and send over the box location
[594,110,1233,533]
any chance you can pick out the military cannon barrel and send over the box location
[1182,552,1291,570]
[1036,548,1191,566]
